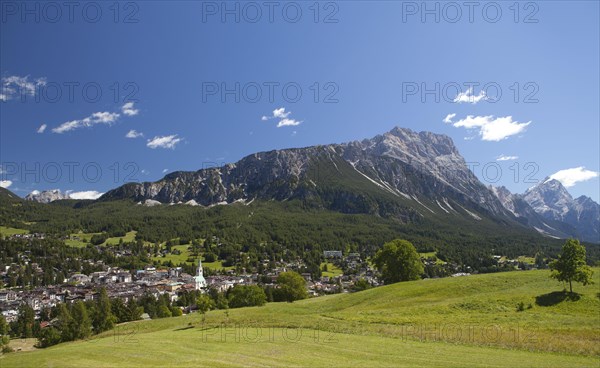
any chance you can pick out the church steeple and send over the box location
[194,257,207,290]
[197,258,203,277]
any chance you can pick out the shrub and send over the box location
[1,345,13,354]
[516,302,533,312]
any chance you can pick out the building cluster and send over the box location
[1,234,389,323]
[4,233,46,240]
[307,251,380,295]
[0,260,249,322]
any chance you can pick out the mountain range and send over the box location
[22,127,600,243]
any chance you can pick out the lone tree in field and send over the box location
[549,239,594,294]
[372,239,424,284]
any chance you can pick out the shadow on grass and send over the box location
[173,326,195,331]
[535,291,580,306]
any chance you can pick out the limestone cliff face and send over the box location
[102,127,509,217]
[99,126,599,242]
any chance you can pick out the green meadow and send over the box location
[2,269,599,367]
[65,231,138,248]
[320,262,343,278]
[0,226,28,237]
[104,231,138,245]
[151,244,234,271]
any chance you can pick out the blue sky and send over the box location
[1,1,598,201]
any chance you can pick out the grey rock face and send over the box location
[522,179,599,242]
[102,127,510,219]
[25,189,70,203]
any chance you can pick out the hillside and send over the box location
[2,189,593,268]
[2,269,599,367]
[94,127,598,243]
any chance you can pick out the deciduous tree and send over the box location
[372,239,424,284]
[550,239,594,294]
[227,285,267,308]
[274,272,308,302]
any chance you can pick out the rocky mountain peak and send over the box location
[518,178,599,242]
[523,178,574,216]
[575,195,595,206]
[381,127,459,156]
[25,189,70,203]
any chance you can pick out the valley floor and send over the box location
[2,269,599,367]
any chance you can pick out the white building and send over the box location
[194,259,207,290]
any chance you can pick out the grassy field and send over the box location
[152,244,194,264]
[5,338,37,353]
[152,245,234,271]
[64,232,100,247]
[104,231,138,245]
[517,256,536,264]
[2,269,599,367]
[419,251,446,265]
[320,262,343,278]
[2,327,596,368]
[66,231,138,248]
[202,260,234,271]
[0,226,28,237]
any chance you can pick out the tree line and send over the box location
[3,194,592,273]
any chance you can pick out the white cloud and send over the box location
[277,118,302,128]
[125,129,143,138]
[1,75,46,101]
[262,107,302,128]
[147,135,182,149]
[162,169,169,173]
[37,124,47,133]
[443,113,456,124]
[273,107,290,119]
[453,87,487,104]
[52,111,120,133]
[549,167,599,188]
[497,155,519,161]
[122,102,139,116]
[448,115,531,141]
[0,180,12,188]
[91,111,120,123]
[50,102,138,134]
[66,190,104,200]
[262,107,291,120]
